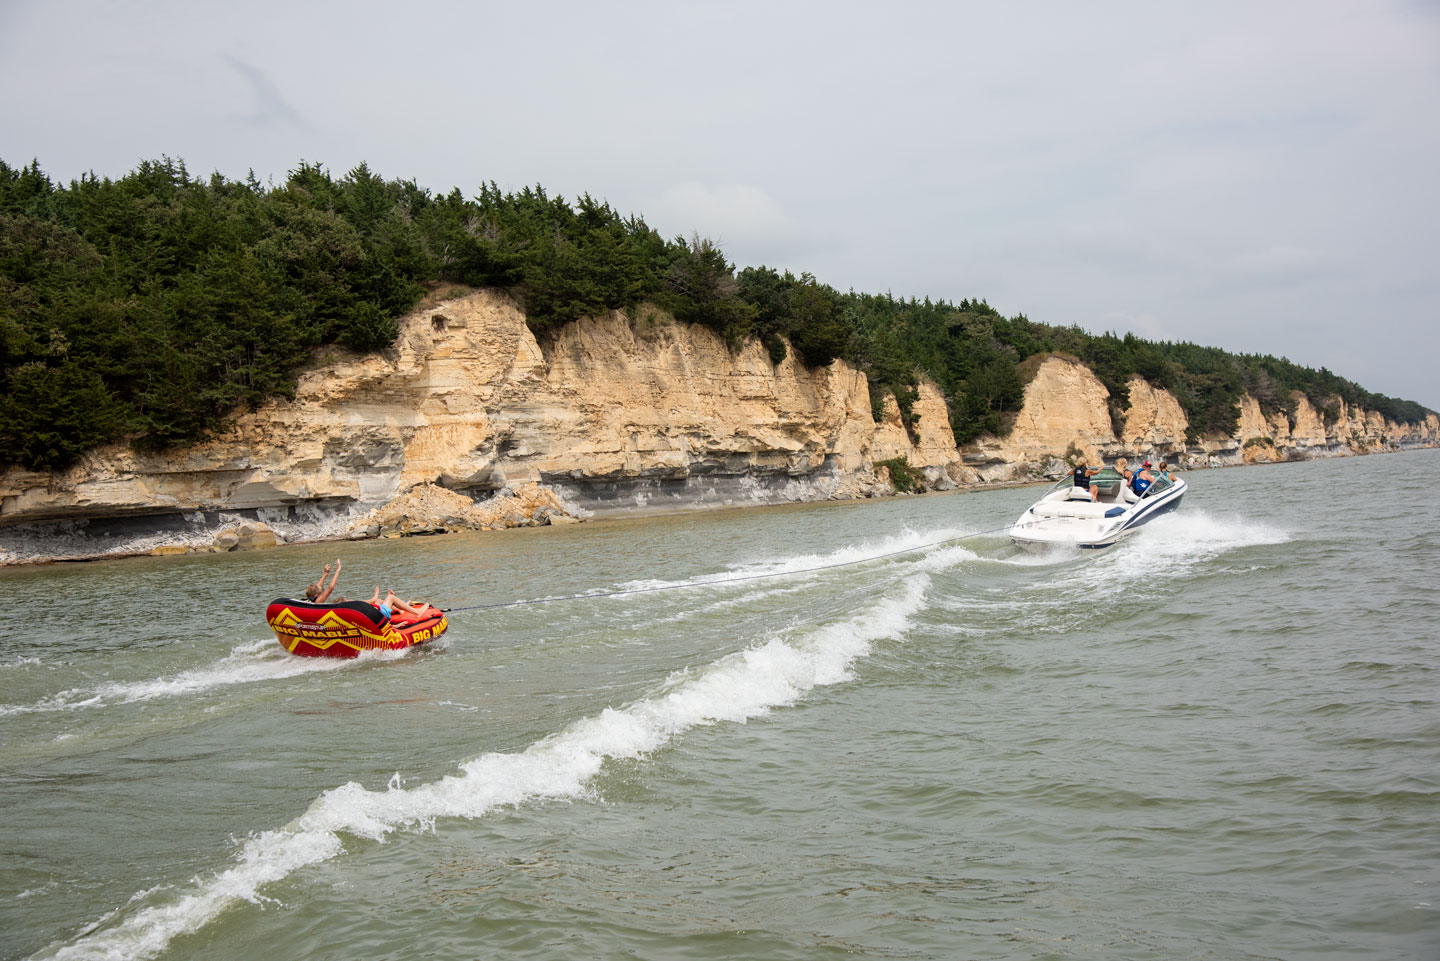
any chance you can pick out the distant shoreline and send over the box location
[4,445,1434,570]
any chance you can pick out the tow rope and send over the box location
[439,521,1026,615]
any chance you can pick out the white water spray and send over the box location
[39,576,929,961]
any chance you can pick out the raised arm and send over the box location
[316,559,342,603]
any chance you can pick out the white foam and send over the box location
[1090,509,1288,578]
[40,577,929,961]
[0,641,366,717]
[998,508,1292,606]
[910,544,980,572]
[8,883,58,902]
[613,527,970,595]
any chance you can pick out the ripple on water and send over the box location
[6,452,1440,961]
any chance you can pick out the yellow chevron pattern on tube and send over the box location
[266,601,446,657]
[266,603,399,655]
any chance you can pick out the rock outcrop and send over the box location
[965,355,1436,479]
[1,291,1434,564]
[356,482,578,537]
[0,291,950,556]
[968,355,1116,479]
[214,521,280,552]
[1121,376,1190,455]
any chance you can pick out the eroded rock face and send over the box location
[969,357,1437,477]
[1,292,1434,558]
[214,521,279,551]
[359,482,578,535]
[1290,394,1329,447]
[1122,376,1189,456]
[971,356,1116,479]
[0,291,954,529]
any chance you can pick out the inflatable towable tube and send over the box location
[265,599,448,657]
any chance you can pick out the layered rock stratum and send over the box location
[2,291,1435,562]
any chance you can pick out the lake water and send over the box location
[2,450,1437,960]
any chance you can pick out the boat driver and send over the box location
[1131,461,1155,496]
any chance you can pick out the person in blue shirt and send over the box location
[1131,460,1155,496]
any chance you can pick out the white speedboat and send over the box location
[1009,468,1186,550]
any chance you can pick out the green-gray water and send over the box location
[2,450,1437,960]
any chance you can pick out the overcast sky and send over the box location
[2,0,1436,406]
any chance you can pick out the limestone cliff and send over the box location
[1,293,1434,562]
[0,291,950,549]
[967,355,1115,479]
[982,356,1437,476]
[1121,375,1190,456]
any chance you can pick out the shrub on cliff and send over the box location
[875,456,923,493]
[659,235,756,342]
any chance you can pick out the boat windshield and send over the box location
[1047,465,1126,494]
[1089,467,1123,495]
[1143,475,1175,497]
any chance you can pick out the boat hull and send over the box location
[265,599,448,657]
[1010,480,1186,551]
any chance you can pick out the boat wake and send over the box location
[0,641,374,717]
[610,527,977,594]
[4,530,973,723]
[997,507,1287,567]
[927,507,1293,636]
[1095,508,1289,569]
[37,577,930,961]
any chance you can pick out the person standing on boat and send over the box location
[1073,456,1101,500]
[305,559,344,602]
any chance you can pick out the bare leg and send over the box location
[385,590,425,617]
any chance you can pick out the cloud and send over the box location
[644,182,836,270]
[223,56,307,131]
[0,0,1435,403]
[648,182,786,238]
[1224,244,1345,291]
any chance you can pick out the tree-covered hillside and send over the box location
[1,158,1431,471]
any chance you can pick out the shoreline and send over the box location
[4,446,1434,569]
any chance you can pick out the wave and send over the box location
[36,576,930,961]
[1113,507,1288,558]
[610,526,977,595]
[1007,507,1288,586]
[4,528,972,722]
[0,641,372,717]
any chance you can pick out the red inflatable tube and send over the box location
[265,598,448,657]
